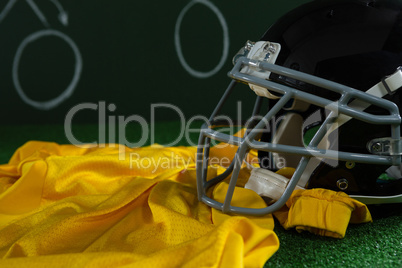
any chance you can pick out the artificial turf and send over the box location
[1,122,401,267]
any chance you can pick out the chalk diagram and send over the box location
[0,0,82,110]
[174,0,229,79]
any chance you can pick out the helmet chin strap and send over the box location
[245,168,304,203]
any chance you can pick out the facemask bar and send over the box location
[197,56,402,216]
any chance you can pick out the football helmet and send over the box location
[196,0,402,215]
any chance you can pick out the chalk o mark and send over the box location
[13,29,83,110]
[174,0,229,79]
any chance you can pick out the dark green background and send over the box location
[0,0,309,124]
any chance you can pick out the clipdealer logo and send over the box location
[64,101,254,150]
[64,101,228,161]
[64,101,340,168]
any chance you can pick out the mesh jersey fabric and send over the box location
[0,139,373,267]
[0,141,279,268]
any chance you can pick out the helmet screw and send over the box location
[371,142,382,152]
[336,178,349,190]
[245,40,255,50]
[345,161,355,169]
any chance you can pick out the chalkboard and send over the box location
[0,0,310,125]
